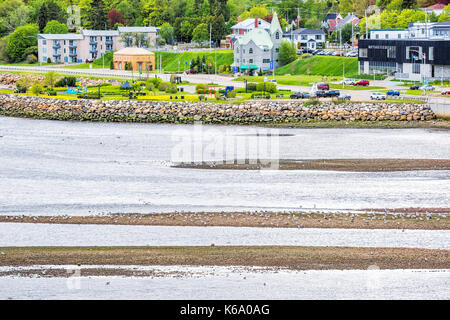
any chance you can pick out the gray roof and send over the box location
[82,29,119,36]
[118,26,158,33]
[284,28,325,36]
[432,20,450,27]
[231,18,271,30]
[38,34,84,40]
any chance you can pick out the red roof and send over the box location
[426,3,446,10]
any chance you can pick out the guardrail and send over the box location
[429,100,450,116]
[389,95,429,102]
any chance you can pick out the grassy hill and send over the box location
[275,55,358,77]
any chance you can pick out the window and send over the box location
[275,48,279,53]
[263,59,270,63]
[249,59,253,63]
[236,59,239,63]
[376,34,379,39]
[359,48,368,58]
[43,40,46,45]
[236,48,239,53]
[43,56,47,62]
[406,47,410,59]
[276,32,279,39]
[429,47,434,60]
[385,34,388,39]
[387,46,396,59]
[412,63,420,74]
[301,35,307,40]
[43,48,47,54]
[243,49,245,54]
[315,35,321,40]
[249,48,253,54]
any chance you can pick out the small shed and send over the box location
[113,47,155,72]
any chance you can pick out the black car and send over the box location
[316,90,340,97]
[327,90,340,97]
[410,85,421,90]
[290,92,310,99]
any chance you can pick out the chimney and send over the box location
[255,17,258,28]
[237,17,241,23]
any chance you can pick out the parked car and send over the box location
[370,92,386,100]
[354,80,370,86]
[316,90,340,97]
[441,90,450,95]
[386,90,400,96]
[340,78,355,85]
[419,85,435,91]
[410,84,421,90]
[185,70,197,74]
[317,83,329,90]
[338,93,351,100]
[290,92,310,99]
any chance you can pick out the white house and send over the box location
[283,28,325,50]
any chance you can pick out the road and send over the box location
[0,65,448,103]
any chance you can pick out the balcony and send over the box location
[53,52,61,57]
[105,39,113,45]
[90,48,98,53]
[69,43,77,48]
[69,51,77,57]
[89,39,98,45]
[53,42,61,49]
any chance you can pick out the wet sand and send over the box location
[1,210,448,230]
[173,158,450,171]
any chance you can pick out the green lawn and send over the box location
[275,55,358,77]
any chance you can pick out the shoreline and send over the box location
[0,246,448,271]
[1,211,448,230]
[173,158,450,172]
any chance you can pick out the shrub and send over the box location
[166,83,177,93]
[304,98,319,107]
[227,90,236,98]
[15,76,31,93]
[46,57,51,63]
[26,54,37,64]
[170,74,177,83]
[31,81,44,95]
[256,82,277,93]
[110,60,114,70]
[246,82,257,91]
[55,76,77,87]
[124,62,132,70]
[158,81,170,92]
[145,81,154,91]
[250,92,271,99]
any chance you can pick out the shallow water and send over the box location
[0,266,448,300]
[0,117,449,215]
[1,223,449,249]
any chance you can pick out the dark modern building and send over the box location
[358,38,450,81]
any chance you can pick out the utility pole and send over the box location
[340,29,344,87]
[297,7,300,29]
[209,23,212,54]
[365,9,368,39]
[351,12,354,49]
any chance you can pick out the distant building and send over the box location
[358,38,450,81]
[370,29,409,40]
[336,13,360,31]
[232,13,283,74]
[231,18,271,36]
[37,27,158,63]
[421,3,447,16]
[283,28,325,50]
[113,47,155,72]
[321,13,343,33]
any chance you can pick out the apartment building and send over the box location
[37,27,158,63]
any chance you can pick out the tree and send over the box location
[180,21,194,42]
[0,3,31,33]
[338,0,353,17]
[43,20,68,34]
[37,0,65,32]
[438,4,450,22]
[84,0,108,29]
[44,71,57,90]
[386,0,404,11]
[108,9,125,28]
[6,24,39,62]
[240,6,269,19]
[277,40,297,66]
[192,23,209,43]
[159,23,174,45]
[200,0,210,17]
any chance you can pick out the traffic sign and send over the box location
[270,61,273,70]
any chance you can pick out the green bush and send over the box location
[165,83,177,93]
[246,82,257,91]
[31,81,44,96]
[46,57,51,63]
[15,76,31,93]
[26,54,37,64]
[158,81,170,92]
[55,76,77,87]
[256,82,277,93]
[227,90,236,98]
[110,60,114,70]
[124,62,132,70]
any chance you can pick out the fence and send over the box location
[429,99,450,116]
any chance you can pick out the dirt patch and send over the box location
[1,211,448,230]
[0,246,448,271]
[172,159,450,171]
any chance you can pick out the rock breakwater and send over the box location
[0,94,436,124]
